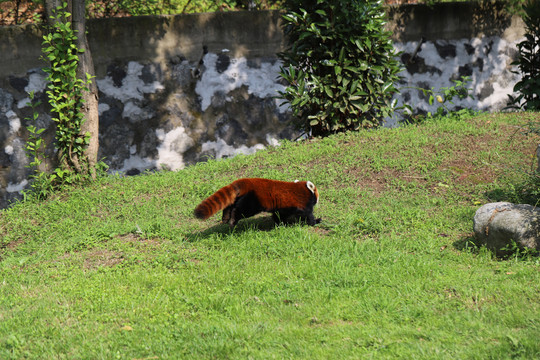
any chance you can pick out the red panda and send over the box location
[194,178,321,227]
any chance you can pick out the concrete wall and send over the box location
[1,10,286,78]
[0,2,526,208]
[387,2,524,125]
[386,1,524,42]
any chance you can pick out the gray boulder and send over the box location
[473,202,540,255]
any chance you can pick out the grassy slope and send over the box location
[0,112,539,359]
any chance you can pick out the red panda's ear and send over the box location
[306,181,318,204]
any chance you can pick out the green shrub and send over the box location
[278,0,402,136]
[507,0,540,111]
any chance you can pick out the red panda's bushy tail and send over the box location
[194,183,241,220]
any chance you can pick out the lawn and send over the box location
[0,112,539,359]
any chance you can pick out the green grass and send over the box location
[1,112,539,359]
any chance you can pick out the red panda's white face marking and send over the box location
[306,181,319,205]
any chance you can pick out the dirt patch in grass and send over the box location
[0,236,24,251]
[117,232,161,246]
[325,116,539,196]
[447,129,535,185]
[346,166,407,195]
[83,249,124,270]
[52,248,124,270]
[6,238,25,252]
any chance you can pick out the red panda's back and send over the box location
[248,179,313,211]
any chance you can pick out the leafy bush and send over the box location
[278,0,402,136]
[507,0,540,111]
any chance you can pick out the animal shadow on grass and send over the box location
[186,216,283,242]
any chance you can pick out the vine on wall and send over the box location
[24,2,105,199]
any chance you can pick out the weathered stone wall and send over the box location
[0,3,526,208]
[386,2,525,125]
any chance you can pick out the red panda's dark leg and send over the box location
[303,211,322,225]
[229,192,264,226]
[273,209,296,224]
[273,208,301,225]
[222,205,234,226]
[292,207,321,226]
[222,203,245,228]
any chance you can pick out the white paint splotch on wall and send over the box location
[155,126,194,171]
[3,138,29,193]
[6,179,28,193]
[6,110,21,133]
[195,52,286,111]
[94,57,284,173]
[394,36,521,117]
[97,61,165,123]
[17,70,48,109]
[201,134,280,160]
[116,126,195,173]
[97,62,165,103]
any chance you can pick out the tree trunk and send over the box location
[44,0,99,179]
[43,0,66,22]
[73,0,99,179]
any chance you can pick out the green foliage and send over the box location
[507,0,540,111]
[105,0,176,16]
[23,92,55,201]
[86,0,283,17]
[0,0,284,25]
[502,0,530,15]
[501,239,540,260]
[23,88,104,200]
[505,0,540,205]
[402,76,475,123]
[0,0,529,25]
[278,0,402,136]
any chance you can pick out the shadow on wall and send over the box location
[386,1,518,42]
[86,11,286,76]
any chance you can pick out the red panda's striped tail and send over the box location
[194,183,240,220]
